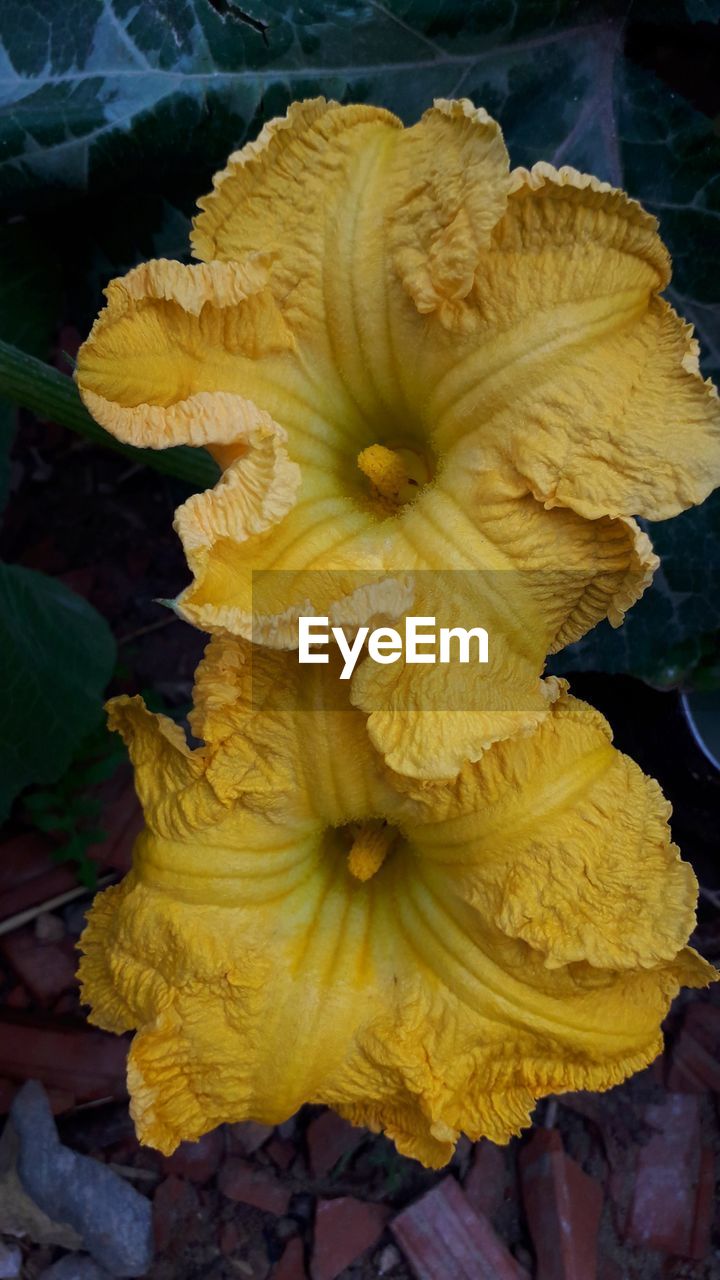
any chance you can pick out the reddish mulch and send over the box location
[2,399,720,1278]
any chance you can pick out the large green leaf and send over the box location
[0,564,116,823]
[2,2,715,367]
[0,0,717,678]
[2,2,716,364]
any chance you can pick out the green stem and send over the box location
[0,339,219,490]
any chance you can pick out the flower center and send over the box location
[357,443,433,512]
[340,819,398,881]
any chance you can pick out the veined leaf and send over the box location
[2,4,715,350]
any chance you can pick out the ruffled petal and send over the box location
[174,462,653,769]
[176,554,416,648]
[80,840,711,1164]
[500,162,670,296]
[106,696,225,836]
[350,603,564,780]
[342,887,711,1165]
[388,98,510,329]
[110,638,402,824]
[77,108,719,678]
[352,688,561,784]
[428,164,720,521]
[409,695,698,970]
[171,469,655,669]
[75,257,302,448]
[555,516,657,641]
[426,162,668,427]
[350,471,657,778]
[192,99,402,347]
[190,96,512,426]
[497,297,720,521]
[173,415,301,555]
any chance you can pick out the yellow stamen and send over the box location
[346,821,396,882]
[356,443,432,509]
[357,444,411,504]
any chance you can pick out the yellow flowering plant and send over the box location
[79,638,711,1168]
[76,97,720,1168]
[75,99,720,778]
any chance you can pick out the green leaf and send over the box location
[32,811,75,834]
[0,9,683,190]
[2,3,716,367]
[0,1,516,204]
[80,751,126,786]
[52,832,90,863]
[0,564,116,823]
[77,859,99,889]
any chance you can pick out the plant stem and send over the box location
[0,339,219,490]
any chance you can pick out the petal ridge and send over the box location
[391,98,511,329]
[505,161,670,285]
[76,256,296,450]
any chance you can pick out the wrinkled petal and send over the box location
[389,98,510,329]
[407,696,698,970]
[425,161,669,435]
[174,466,655,698]
[350,472,657,778]
[484,297,720,522]
[429,164,720,520]
[192,99,401,350]
[173,418,301,559]
[79,641,713,1166]
[341,897,709,1166]
[192,97,510,347]
[78,108,720,535]
[77,257,301,447]
[81,853,709,1166]
[109,639,400,822]
[177,465,654,769]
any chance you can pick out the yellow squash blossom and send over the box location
[75,98,720,776]
[79,638,712,1168]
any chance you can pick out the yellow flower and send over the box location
[78,638,712,1168]
[75,98,720,776]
